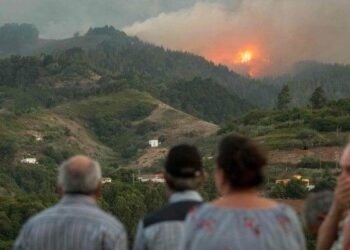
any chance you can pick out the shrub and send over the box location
[0,138,17,162]
[310,117,338,132]
[297,157,320,169]
[285,179,308,199]
[296,129,318,140]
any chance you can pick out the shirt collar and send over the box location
[59,194,97,206]
[169,190,203,203]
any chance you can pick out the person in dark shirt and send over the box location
[133,144,207,250]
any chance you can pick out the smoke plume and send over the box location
[124,0,350,77]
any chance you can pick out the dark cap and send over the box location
[165,144,203,178]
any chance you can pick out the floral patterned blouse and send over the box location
[180,203,306,250]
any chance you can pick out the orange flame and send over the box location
[203,45,268,78]
[235,50,254,64]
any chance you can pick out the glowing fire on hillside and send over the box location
[204,46,267,78]
[235,50,254,64]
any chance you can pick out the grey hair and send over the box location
[304,191,333,228]
[57,159,102,194]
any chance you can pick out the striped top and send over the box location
[180,203,306,250]
[133,191,203,250]
[14,194,128,250]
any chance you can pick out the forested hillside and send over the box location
[2,24,350,111]
[34,28,350,111]
[0,23,39,56]
[0,24,276,108]
[0,64,220,249]
[270,61,350,106]
[220,98,350,150]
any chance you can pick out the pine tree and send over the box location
[276,85,291,110]
[310,86,327,109]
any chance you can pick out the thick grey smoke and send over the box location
[1,0,349,76]
[0,0,195,38]
[125,0,350,77]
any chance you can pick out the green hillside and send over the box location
[0,49,252,124]
[0,87,219,192]
[34,28,350,110]
[0,87,219,248]
[220,98,350,150]
[2,24,350,112]
[270,61,350,106]
[32,26,275,108]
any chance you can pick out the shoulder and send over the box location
[91,207,126,234]
[276,203,299,217]
[274,203,303,227]
[185,203,213,223]
[144,201,203,228]
[23,206,58,229]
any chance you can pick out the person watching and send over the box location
[180,134,306,250]
[318,143,350,250]
[14,155,128,250]
[133,144,206,250]
[304,191,334,236]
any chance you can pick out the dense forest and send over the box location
[0,23,39,55]
[271,61,350,106]
[1,24,350,110]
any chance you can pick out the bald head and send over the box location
[58,155,102,195]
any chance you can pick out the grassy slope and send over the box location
[196,99,350,172]
[0,88,219,192]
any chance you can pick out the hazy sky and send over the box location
[0,0,213,38]
[1,0,349,76]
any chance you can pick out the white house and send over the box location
[149,139,159,148]
[20,158,38,164]
[35,136,43,141]
[102,177,112,184]
[138,174,165,183]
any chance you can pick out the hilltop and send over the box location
[2,24,350,111]
[0,24,275,109]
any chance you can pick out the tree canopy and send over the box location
[310,86,327,109]
[276,85,291,111]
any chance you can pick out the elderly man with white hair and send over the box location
[14,155,128,250]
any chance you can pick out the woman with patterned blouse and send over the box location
[180,135,306,250]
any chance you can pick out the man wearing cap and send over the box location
[133,144,207,250]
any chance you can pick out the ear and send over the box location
[164,171,170,183]
[163,172,174,193]
[94,181,103,199]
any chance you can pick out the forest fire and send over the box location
[204,46,265,78]
[236,50,254,64]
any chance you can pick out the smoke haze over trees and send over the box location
[1,0,349,76]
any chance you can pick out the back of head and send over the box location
[58,155,102,195]
[165,144,204,191]
[217,134,267,189]
[304,191,333,234]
